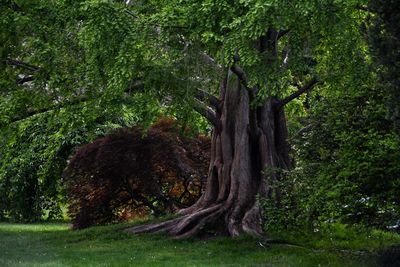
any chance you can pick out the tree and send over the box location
[367,0,400,130]
[1,0,369,236]
[64,118,210,229]
[277,0,400,229]
[0,0,162,221]
[125,1,367,237]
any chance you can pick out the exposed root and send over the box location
[124,201,264,239]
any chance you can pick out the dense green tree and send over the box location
[0,0,163,221]
[125,0,371,237]
[2,0,394,237]
[291,76,400,228]
[270,0,400,230]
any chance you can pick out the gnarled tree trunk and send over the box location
[125,75,314,238]
[126,30,318,238]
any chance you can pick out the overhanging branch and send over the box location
[193,99,220,129]
[230,48,249,88]
[7,82,145,124]
[277,78,319,109]
[17,75,35,84]
[8,96,89,124]
[5,58,40,72]
[230,65,258,103]
[194,89,220,111]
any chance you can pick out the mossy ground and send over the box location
[0,220,399,267]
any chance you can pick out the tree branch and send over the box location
[5,58,40,72]
[277,29,290,39]
[17,75,35,84]
[7,81,148,124]
[193,99,220,129]
[7,96,89,125]
[200,52,223,71]
[194,89,220,110]
[230,65,248,88]
[281,48,290,68]
[277,78,319,109]
[289,124,314,141]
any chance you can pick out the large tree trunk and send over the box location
[125,73,293,238]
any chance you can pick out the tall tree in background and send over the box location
[368,0,400,130]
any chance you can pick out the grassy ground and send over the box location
[0,220,399,267]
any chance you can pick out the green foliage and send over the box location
[286,68,400,229]
[259,1,399,231]
[0,93,161,221]
[259,0,400,230]
[1,1,166,221]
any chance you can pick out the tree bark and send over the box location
[125,71,294,238]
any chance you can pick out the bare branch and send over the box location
[277,78,319,109]
[17,76,35,84]
[5,58,39,72]
[193,99,220,129]
[194,89,220,110]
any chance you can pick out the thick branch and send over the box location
[230,65,259,104]
[272,29,279,58]
[193,99,220,129]
[7,96,89,124]
[194,89,220,110]
[230,65,248,88]
[5,58,39,72]
[7,82,145,124]
[277,78,319,109]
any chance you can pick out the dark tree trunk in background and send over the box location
[126,30,317,238]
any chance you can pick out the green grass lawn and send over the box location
[0,221,399,267]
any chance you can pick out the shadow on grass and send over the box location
[376,245,400,267]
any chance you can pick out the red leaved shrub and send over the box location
[63,118,210,229]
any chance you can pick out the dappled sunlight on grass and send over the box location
[0,223,70,233]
